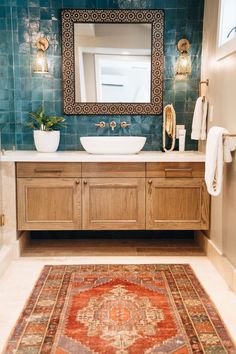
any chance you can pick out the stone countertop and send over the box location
[0,150,205,162]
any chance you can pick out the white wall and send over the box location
[202,0,236,267]
[0,162,19,276]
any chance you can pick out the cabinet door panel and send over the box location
[17,178,81,230]
[82,178,145,230]
[146,178,209,230]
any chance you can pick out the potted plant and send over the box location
[27,107,66,152]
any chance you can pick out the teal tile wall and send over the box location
[0,0,15,149]
[0,0,204,151]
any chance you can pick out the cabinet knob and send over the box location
[75,180,80,185]
[148,179,152,185]
[83,180,87,185]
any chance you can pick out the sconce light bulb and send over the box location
[33,37,49,74]
[37,57,44,65]
[181,57,188,66]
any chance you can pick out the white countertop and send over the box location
[0,150,205,162]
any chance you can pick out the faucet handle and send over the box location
[120,121,131,128]
[95,121,106,128]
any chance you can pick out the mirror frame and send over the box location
[61,9,164,115]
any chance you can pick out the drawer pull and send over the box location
[75,180,80,185]
[148,179,153,184]
[164,168,192,172]
[34,169,63,173]
[0,214,5,227]
[83,180,88,185]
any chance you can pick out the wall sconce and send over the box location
[175,38,192,80]
[33,37,49,73]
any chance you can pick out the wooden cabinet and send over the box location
[16,161,209,231]
[146,162,209,230]
[82,178,145,230]
[146,178,209,230]
[81,163,145,230]
[17,163,81,230]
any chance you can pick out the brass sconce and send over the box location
[175,38,192,79]
[33,37,49,73]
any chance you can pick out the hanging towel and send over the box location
[205,126,236,196]
[223,136,236,162]
[191,97,208,140]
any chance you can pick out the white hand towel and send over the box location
[191,97,208,140]
[205,126,236,196]
[224,136,236,162]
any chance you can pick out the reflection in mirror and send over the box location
[74,24,151,103]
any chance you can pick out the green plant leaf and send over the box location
[26,106,66,131]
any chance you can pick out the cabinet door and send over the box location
[82,178,145,230]
[146,178,209,230]
[17,178,81,230]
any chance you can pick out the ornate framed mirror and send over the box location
[61,9,164,115]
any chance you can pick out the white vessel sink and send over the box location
[80,136,146,155]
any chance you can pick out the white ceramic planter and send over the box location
[33,130,60,153]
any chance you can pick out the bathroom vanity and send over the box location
[3,151,209,232]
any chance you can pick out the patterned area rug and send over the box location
[3,264,236,354]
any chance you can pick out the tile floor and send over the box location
[0,256,236,352]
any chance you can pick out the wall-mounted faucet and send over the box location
[109,121,117,131]
[95,120,131,131]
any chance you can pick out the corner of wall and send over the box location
[195,231,236,295]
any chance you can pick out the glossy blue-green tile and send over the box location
[43,100,55,113]
[16,0,27,6]
[21,100,32,112]
[40,0,49,6]
[21,111,30,123]
[43,89,54,101]
[29,6,40,19]
[22,132,34,144]
[31,87,43,101]
[0,113,9,124]
[28,0,39,6]
[1,133,15,148]
[40,7,51,20]
[31,101,43,111]
[0,6,6,17]
[0,19,6,30]
[174,101,185,112]
[51,19,59,33]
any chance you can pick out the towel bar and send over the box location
[199,79,209,102]
[223,133,236,137]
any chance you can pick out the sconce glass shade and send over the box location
[33,50,49,73]
[175,52,192,77]
[175,38,192,80]
[33,37,49,74]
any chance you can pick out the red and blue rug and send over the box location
[3,264,236,353]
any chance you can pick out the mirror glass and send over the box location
[61,10,164,115]
[74,23,151,103]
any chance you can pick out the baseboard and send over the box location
[195,232,236,294]
[0,243,18,278]
[18,231,30,255]
[0,231,30,278]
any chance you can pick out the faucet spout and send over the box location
[109,121,117,131]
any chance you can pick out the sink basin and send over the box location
[80,136,146,155]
